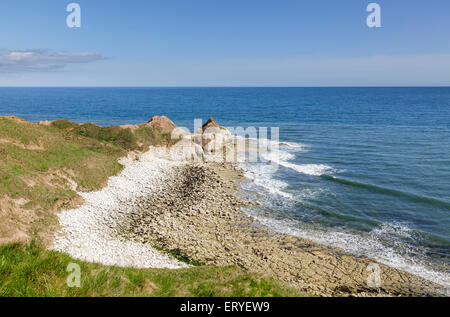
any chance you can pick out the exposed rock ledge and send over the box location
[113,159,446,297]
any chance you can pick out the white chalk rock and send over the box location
[170,137,204,162]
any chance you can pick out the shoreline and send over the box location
[52,146,447,297]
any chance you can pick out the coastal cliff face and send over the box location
[0,115,175,245]
[0,114,232,246]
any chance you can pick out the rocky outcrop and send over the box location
[160,117,234,162]
[201,117,220,132]
[38,120,52,126]
[199,117,232,154]
[168,137,204,162]
[119,115,180,134]
[145,115,177,134]
[171,127,190,140]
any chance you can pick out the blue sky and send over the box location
[0,0,449,86]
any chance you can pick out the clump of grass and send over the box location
[53,121,176,151]
[73,123,137,150]
[134,126,178,148]
[51,120,80,130]
[0,243,302,297]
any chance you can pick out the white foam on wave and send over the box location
[280,161,334,176]
[238,137,334,201]
[239,137,335,177]
[259,147,334,176]
[241,162,293,199]
[260,149,295,162]
[235,138,301,199]
[244,211,450,294]
[233,136,307,151]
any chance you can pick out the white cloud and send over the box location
[0,49,103,73]
[1,53,449,86]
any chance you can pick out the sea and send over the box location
[1,87,449,289]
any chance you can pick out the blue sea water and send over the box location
[1,87,449,287]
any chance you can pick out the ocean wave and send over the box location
[260,149,295,162]
[279,161,334,176]
[234,136,334,177]
[238,138,334,202]
[241,162,293,199]
[255,142,335,176]
[259,151,334,176]
[321,175,450,209]
[233,136,307,151]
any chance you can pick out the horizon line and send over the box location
[0,86,450,88]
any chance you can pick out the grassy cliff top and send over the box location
[0,116,174,245]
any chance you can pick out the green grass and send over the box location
[0,243,302,297]
[52,120,176,152]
